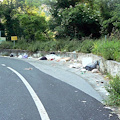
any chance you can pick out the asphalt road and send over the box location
[0,57,119,120]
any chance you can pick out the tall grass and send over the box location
[1,37,120,62]
[105,76,120,106]
[92,39,120,61]
[0,41,13,49]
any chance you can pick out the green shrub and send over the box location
[14,38,29,50]
[101,41,116,60]
[92,39,120,61]
[79,39,94,53]
[28,41,40,52]
[105,76,120,106]
[2,52,9,56]
[92,40,103,56]
[0,41,13,49]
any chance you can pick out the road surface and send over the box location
[0,57,119,120]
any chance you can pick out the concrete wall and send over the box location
[56,52,120,77]
[0,49,120,77]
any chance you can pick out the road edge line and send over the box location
[7,67,50,120]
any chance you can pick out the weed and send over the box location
[2,52,9,56]
[105,76,120,106]
[80,39,94,53]
[0,41,13,49]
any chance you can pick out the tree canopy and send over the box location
[0,0,120,41]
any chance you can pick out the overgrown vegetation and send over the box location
[105,76,120,106]
[1,37,120,63]
[92,39,120,61]
[0,0,120,42]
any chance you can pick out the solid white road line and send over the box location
[7,67,50,120]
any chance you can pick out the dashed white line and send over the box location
[1,64,6,66]
[7,67,50,120]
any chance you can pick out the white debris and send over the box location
[45,54,62,61]
[82,57,92,67]
[45,54,56,60]
[69,63,82,69]
[62,57,71,61]
[80,68,87,72]
[109,114,113,118]
[104,106,112,110]
[28,56,33,59]
[92,69,99,73]
[72,51,76,53]
[18,55,23,59]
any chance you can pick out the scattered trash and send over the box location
[80,68,87,74]
[24,68,33,70]
[23,54,28,59]
[18,55,23,59]
[81,101,87,103]
[46,54,58,61]
[62,57,71,62]
[75,91,78,93]
[85,61,99,71]
[92,69,99,73]
[40,56,47,60]
[10,53,15,57]
[28,56,33,59]
[82,57,92,67]
[72,51,76,53]
[50,52,55,54]
[69,63,82,69]
[109,114,113,118]
[59,59,66,62]
[106,93,109,96]
[104,106,111,110]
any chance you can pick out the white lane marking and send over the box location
[1,64,6,66]
[7,67,50,120]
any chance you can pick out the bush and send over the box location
[59,4,101,39]
[92,40,103,56]
[105,76,120,106]
[0,41,13,49]
[28,41,40,52]
[14,38,29,50]
[101,41,116,60]
[28,40,58,52]
[92,38,120,61]
[79,39,94,53]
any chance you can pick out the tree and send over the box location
[49,0,101,39]
[99,0,120,35]
[59,4,101,39]
[18,13,48,42]
[0,3,5,36]
[1,0,25,40]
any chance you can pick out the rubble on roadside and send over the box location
[15,52,100,73]
[10,53,15,57]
